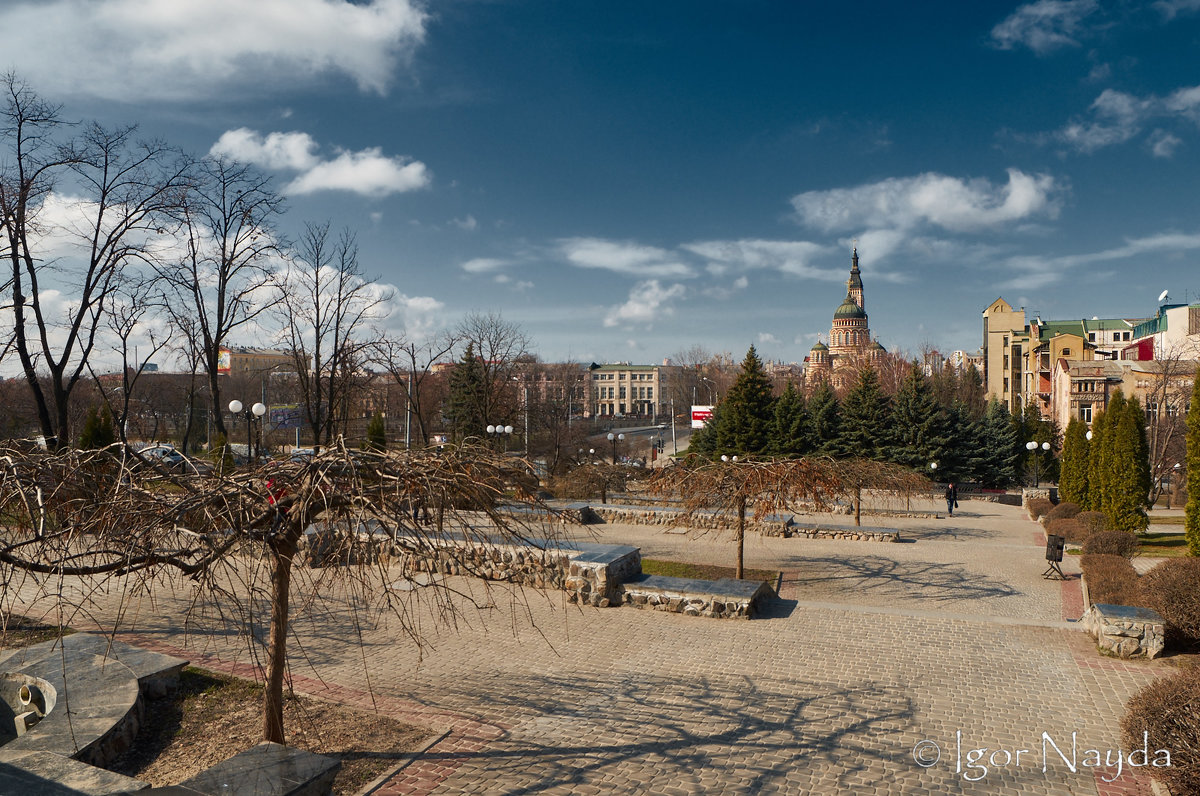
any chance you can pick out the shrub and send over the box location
[1080,554,1141,607]
[1046,517,1089,545]
[1075,511,1110,535]
[1139,558,1200,651]
[1027,497,1054,521]
[1082,530,1139,558]
[1045,501,1080,521]
[1122,665,1200,795]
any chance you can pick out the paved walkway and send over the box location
[7,498,1175,794]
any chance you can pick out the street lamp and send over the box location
[699,376,716,404]
[607,432,625,464]
[1026,440,1051,487]
[720,454,739,462]
[1167,462,1182,509]
[1086,430,1093,441]
[228,399,267,462]
[486,423,513,452]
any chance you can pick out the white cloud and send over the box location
[757,333,781,346]
[1055,84,1200,154]
[603,280,686,327]
[1155,0,1200,19]
[211,129,430,198]
[452,215,478,231]
[285,148,428,197]
[995,231,1200,290]
[211,129,320,171]
[559,238,694,278]
[0,0,426,102]
[990,0,1099,54]
[684,239,838,279]
[384,293,445,341]
[792,169,1060,234]
[461,258,510,274]
[1149,130,1183,158]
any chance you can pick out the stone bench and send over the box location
[1080,603,1165,659]
[617,574,775,619]
[176,742,340,796]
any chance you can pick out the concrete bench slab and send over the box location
[178,742,339,796]
[617,574,775,619]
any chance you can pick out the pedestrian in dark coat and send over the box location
[945,482,958,517]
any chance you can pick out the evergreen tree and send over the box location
[712,346,775,457]
[959,363,987,420]
[889,362,952,470]
[1097,391,1128,515]
[1185,369,1200,556]
[688,408,719,457]
[835,366,893,460]
[365,413,387,451]
[769,382,814,457]
[979,398,1020,487]
[78,406,115,449]
[1085,402,1113,511]
[937,401,987,482]
[445,343,488,440]
[808,382,841,456]
[1059,417,1090,505]
[1107,396,1150,533]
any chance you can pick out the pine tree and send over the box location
[1185,368,1200,556]
[1097,391,1128,515]
[445,343,488,441]
[365,413,387,451]
[836,366,892,460]
[808,382,841,456]
[959,363,987,420]
[1059,417,1090,505]
[712,346,775,457]
[79,406,115,449]
[769,382,813,457]
[979,398,1020,487]
[889,363,951,470]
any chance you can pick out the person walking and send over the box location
[944,482,958,517]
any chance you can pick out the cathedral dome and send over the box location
[810,341,828,351]
[832,295,866,320]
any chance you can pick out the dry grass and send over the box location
[109,668,431,795]
[640,558,779,583]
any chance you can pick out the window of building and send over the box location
[1080,405,1092,422]
[1088,332,1096,342]
[619,387,626,399]
[1124,332,1131,341]
[647,388,653,400]
[1062,348,1070,356]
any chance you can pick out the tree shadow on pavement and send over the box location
[781,555,1020,603]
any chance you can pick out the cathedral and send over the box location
[806,248,887,387]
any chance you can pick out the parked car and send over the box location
[138,445,213,475]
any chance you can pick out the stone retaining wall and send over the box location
[787,527,900,542]
[1080,603,1165,659]
[618,589,753,619]
[615,576,772,620]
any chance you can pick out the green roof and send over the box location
[833,295,866,320]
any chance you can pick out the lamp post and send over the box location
[1026,440,1051,487]
[607,432,625,464]
[486,423,513,452]
[1167,462,1181,509]
[229,399,267,462]
[699,376,716,404]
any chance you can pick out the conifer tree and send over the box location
[1107,396,1150,533]
[445,342,488,440]
[889,362,951,470]
[78,406,115,449]
[712,345,775,457]
[836,366,893,460]
[1185,369,1200,556]
[1059,417,1090,505]
[1097,390,1128,515]
[365,413,387,451]
[979,399,1020,487]
[769,382,814,457]
[808,382,841,456]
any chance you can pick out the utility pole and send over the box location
[405,371,412,450]
[671,398,677,455]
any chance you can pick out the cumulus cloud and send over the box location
[995,231,1200,290]
[559,238,694,278]
[1155,0,1200,19]
[384,293,445,341]
[757,333,781,346]
[452,215,478,231]
[1149,130,1183,158]
[792,169,1060,234]
[990,0,1099,53]
[603,280,686,327]
[683,239,839,279]
[211,129,429,198]
[0,0,426,102]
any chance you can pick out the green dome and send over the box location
[832,295,866,320]
[810,341,828,351]
[869,340,885,350]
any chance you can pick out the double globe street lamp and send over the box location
[487,423,513,452]
[607,432,625,465]
[229,399,267,463]
[1026,440,1051,487]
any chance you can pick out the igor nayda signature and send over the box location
[912,731,1171,782]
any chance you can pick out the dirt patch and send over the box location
[0,616,75,648]
[109,668,432,795]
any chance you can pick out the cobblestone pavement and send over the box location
[8,498,1176,794]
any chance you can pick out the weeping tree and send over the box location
[649,456,929,578]
[0,442,565,744]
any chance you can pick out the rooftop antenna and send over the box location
[1157,289,1170,304]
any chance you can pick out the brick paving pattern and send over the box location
[7,497,1175,794]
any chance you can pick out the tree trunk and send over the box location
[854,487,862,527]
[736,496,746,579]
[263,523,299,744]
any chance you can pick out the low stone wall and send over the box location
[1080,603,1165,659]
[786,526,899,542]
[616,575,773,620]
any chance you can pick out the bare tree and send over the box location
[159,156,283,439]
[0,76,190,448]
[0,442,567,744]
[375,330,458,446]
[455,311,531,427]
[1139,346,1198,505]
[650,456,930,577]
[275,222,387,451]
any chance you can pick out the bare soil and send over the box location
[109,668,432,795]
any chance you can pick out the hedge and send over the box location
[1139,558,1200,651]
[1044,501,1081,521]
[1080,554,1141,607]
[1122,665,1200,795]
[1082,531,1138,559]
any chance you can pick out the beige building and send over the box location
[589,363,672,419]
[1050,357,1196,431]
[981,298,1029,412]
[218,346,298,375]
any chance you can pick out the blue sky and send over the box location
[7,0,1200,366]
